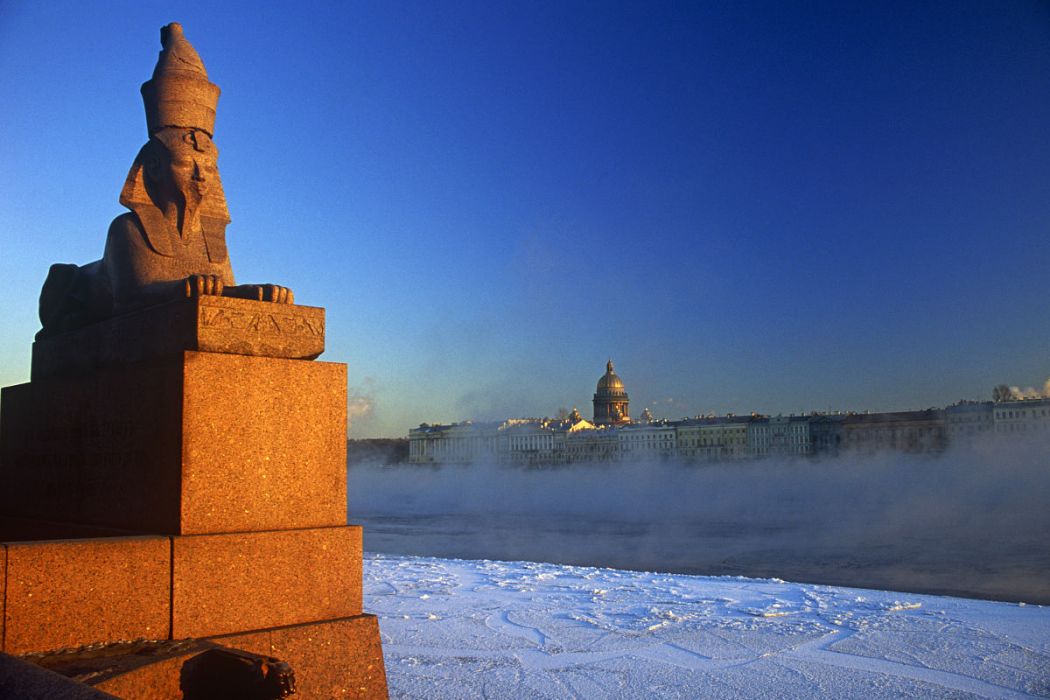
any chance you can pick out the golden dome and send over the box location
[593,359,630,425]
[596,359,625,392]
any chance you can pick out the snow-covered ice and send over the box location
[364,553,1050,699]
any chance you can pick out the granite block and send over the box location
[0,360,184,534]
[2,536,170,654]
[28,638,294,699]
[180,351,347,534]
[83,654,185,699]
[207,616,388,699]
[172,526,362,638]
[28,639,213,700]
[87,640,290,700]
[0,351,347,536]
[87,620,387,699]
[32,296,325,381]
[268,615,388,699]
[204,630,272,657]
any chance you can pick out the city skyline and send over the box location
[2,2,1049,437]
[413,356,1050,428]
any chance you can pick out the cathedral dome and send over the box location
[593,359,630,425]
[596,360,625,393]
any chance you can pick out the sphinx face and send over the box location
[148,129,219,212]
[168,146,215,205]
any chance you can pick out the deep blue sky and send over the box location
[2,1,1049,437]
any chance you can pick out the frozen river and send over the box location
[366,553,1050,699]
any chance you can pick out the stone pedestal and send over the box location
[0,297,388,698]
[2,350,347,535]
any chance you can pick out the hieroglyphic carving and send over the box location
[199,305,324,337]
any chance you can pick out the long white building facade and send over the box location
[408,364,1050,465]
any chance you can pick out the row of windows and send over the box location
[995,408,1050,419]
[997,423,1050,432]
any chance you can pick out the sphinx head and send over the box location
[120,24,229,224]
[120,126,229,225]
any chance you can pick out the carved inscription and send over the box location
[199,305,324,337]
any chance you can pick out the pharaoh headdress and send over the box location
[118,23,229,262]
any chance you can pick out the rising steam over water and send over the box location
[348,436,1050,603]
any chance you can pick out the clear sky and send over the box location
[1,1,1048,437]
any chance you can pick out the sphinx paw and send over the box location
[257,284,294,304]
[185,274,224,297]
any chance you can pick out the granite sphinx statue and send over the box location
[38,23,292,339]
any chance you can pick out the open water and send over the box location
[348,442,1050,604]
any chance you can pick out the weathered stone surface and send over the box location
[269,615,387,699]
[94,653,189,699]
[180,351,347,534]
[32,296,325,380]
[1,351,347,536]
[1,357,181,534]
[90,642,295,700]
[207,616,387,700]
[2,537,170,654]
[82,618,388,699]
[28,639,212,700]
[201,630,272,657]
[25,638,301,700]
[172,526,362,638]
